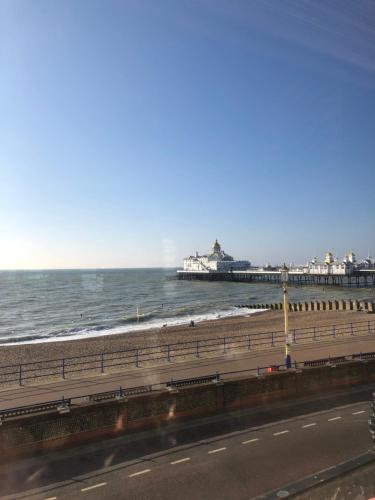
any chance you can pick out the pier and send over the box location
[179,241,375,287]
[177,269,375,287]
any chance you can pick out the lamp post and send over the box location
[281,264,292,369]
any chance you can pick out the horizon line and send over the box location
[0,266,181,272]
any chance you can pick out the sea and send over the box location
[0,268,375,345]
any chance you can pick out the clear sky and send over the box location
[1,0,375,269]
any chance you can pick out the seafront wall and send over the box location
[1,359,375,460]
[237,300,375,313]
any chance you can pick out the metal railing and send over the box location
[0,399,72,420]
[88,385,152,402]
[0,351,370,421]
[353,352,375,360]
[167,373,220,389]
[303,355,347,367]
[0,319,374,387]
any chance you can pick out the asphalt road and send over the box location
[1,333,375,410]
[0,392,372,500]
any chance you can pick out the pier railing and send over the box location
[0,319,374,387]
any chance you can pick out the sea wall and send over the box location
[1,359,375,460]
[238,300,375,313]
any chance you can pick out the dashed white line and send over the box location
[128,469,151,478]
[302,423,317,429]
[171,457,191,465]
[352,410,366,415]
[242,438,259,445]
[328,416,342,421]
[208,447,226,454]
[273,430,289,436]
[45,497,57,500]
[81,482,107,492]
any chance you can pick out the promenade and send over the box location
[1,331,375,412]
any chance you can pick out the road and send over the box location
[0,394,372,500]
[1,333,375,410]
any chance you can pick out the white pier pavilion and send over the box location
[182,240,251,273]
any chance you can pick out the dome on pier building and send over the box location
[347,251,356,263]
[212,239,221,254]
[210,239,234,261]
[324,252,334,265]
[364,254,373,265]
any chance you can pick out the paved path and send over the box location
[0,393,372,499]
[1,334,375,410]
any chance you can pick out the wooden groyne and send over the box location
[236,300,375,313]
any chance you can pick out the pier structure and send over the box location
[178,241,375,287]
[177,268,375,287]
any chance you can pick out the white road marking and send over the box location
[273,430,289,436]
[242,438,259,445]
[208,447,226,454]
[170,457,191,465]
[328,416,342,421]
[352,410,366,415]
[45,497,57,500]
[128,469,151,478]
[81,482,107,492]
[302,423,317,429]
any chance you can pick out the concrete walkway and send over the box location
[1,333,375,411]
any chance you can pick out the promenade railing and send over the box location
[0,318,374,387]
[0,350,373,419]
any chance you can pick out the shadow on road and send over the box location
[0,383,372,498]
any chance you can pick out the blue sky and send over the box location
[1,0,375,269]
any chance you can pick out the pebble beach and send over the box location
[0,309,370,367]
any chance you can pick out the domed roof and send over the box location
[324,251,334,264]
[212,239,221,253]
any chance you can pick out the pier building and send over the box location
[177,244,375,287]
[300,251,374,275]
[183,240,250,272]
[302,252,355,275]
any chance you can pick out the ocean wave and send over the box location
[0,307,267,345]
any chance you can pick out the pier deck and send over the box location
[177,269,375,287]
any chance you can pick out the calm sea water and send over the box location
[0,268,374,344]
